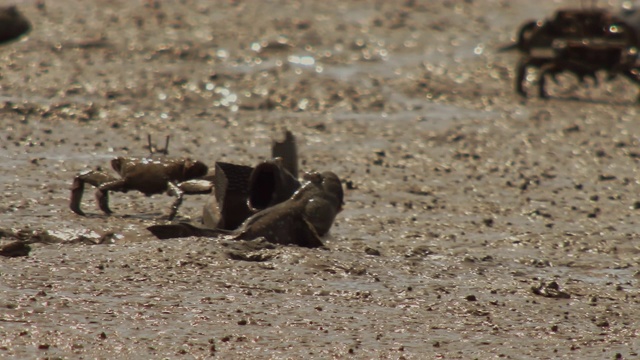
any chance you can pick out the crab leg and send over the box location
[538,64,551,99]
[96,179,129,215]
[515,57,530,97]
[166,182,184,220]
[159,180,213,220]
[70,170,118,216]
[620,69,640,102]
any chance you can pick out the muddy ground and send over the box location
[1,0,640,358]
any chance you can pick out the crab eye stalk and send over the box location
[147,134,171,155]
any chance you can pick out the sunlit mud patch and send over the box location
[0,227,122,245]
[47,228,123,244]
[329,100,498,132]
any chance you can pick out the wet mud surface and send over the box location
[1,0,640,358]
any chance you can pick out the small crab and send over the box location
[501,7,640,101]
[69,136,213,220]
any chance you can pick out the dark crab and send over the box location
[69,136,212,220]
[516,40,640,100]
[499,8,629,54]
[501,7,640,100]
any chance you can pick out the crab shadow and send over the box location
[522,93,639,107]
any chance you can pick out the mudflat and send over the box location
[1,1,639,358]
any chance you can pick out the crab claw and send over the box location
[70,170,118,216]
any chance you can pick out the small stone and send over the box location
[345,180,356,190]
[364,247,381,256]
[596,320,610,328]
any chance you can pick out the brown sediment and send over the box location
[1,1,639,359]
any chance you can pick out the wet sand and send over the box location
[1,0,640,358]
